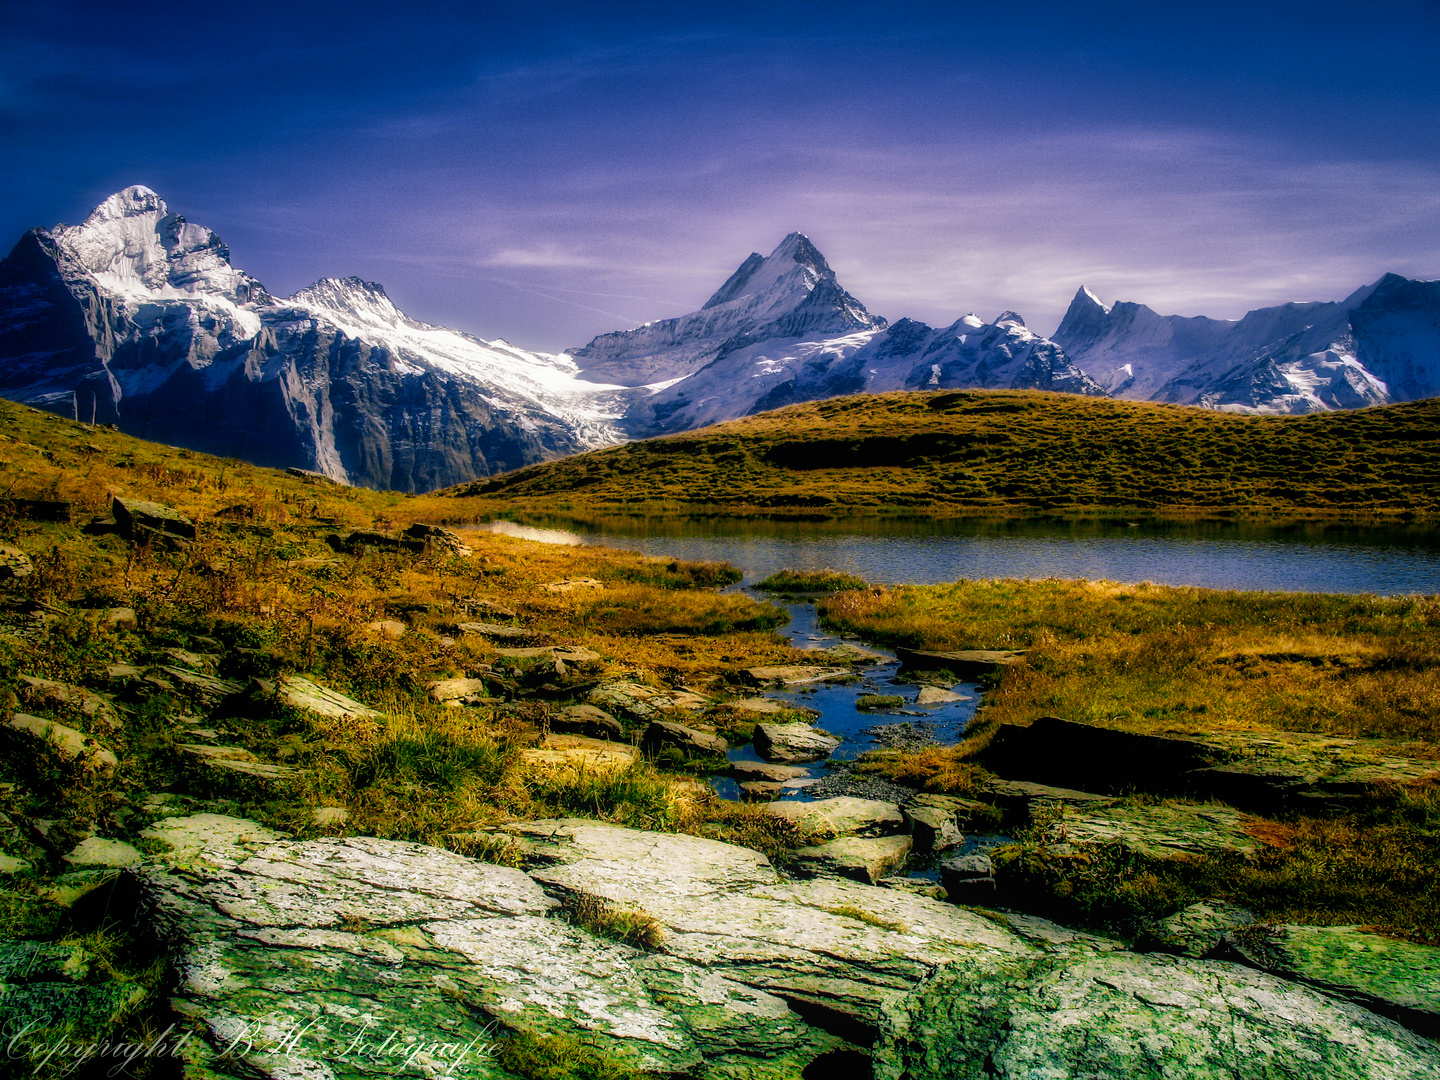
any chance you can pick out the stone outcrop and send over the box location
[126,816,1440,1080]
[111,495,196,541]
[752,722,842,763]
[640,721,728,759]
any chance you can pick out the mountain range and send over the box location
[1,186,1436,491]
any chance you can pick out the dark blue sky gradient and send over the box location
[3,1,1438,350]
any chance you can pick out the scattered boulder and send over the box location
[915,685,967,706]
[588,680,675,723]
[158,666,245,708]
[111,495,196,541]
[939,853,997,904]
[427,676,490,703]
[552,703,625,740]
[271,676,379,721]
[727,696,814,716]
[753,722,841,763]
[0,545,33,581]
[402,522,473,556]
[338,530,426,554]
[63,837,143,869]
[17,675,122,729]
[739,781,784,801]
[894,646,1025,677]
[793,835,913,884]
[743,665,851,687]
[1151,901,1259,958]
[364,618,406,639]
[641,721,728,759]
[178,743,305,781]
[7,714,117,773]
[285,466,339,484]
[766,796,904,839]
[818,642,887,665]
[903,803,965,854]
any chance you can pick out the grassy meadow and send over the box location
[451,390,1440,522]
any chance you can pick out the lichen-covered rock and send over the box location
[7,713,117,772]
[1044,803,1265,861]
[1226,924,1440,1036]
[112,495,196,540]
[272,675,379,721]
[753,722,842,763]
[877,951,1440,1080]
[0,545,33,580]
[766,796,904,839]
[401,521,473,556]
[743,665,851,687]
[18,674,122,728]
[551,703,624,740]
[428,676,490,702]
[587,680,674,722]
[793,835,913,885]
[1152,901,1258,957]
[641,720,728,758]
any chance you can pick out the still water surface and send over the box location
[472,516,1440,801]
[479,517,1440,595]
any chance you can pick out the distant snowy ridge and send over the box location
[1054,275,1440,414]
[0,186,626,490]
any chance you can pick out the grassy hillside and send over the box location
[450,390,1440,521]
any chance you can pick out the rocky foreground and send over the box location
[17,813,1431,1079]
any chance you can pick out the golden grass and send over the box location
[819,579,1440,747]
[447,389,1440,521]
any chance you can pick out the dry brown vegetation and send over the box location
[450,389,1440,521]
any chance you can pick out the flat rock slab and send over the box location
[793,835,913,884]
[7,713,117,772]
[540,577,604,592]
[363,618,406,639]
[982,777,1119,818]
[728,760,809,783]
[130,817,1440,1080]
[885,950,1440,1080]
[753,722,842,764]
[427,676,490,702]
[64,837,144,868]
[767,796,904,839]
[18,675,122,727]
[1227,924,1440,1036]
[112,495,195,540]
[139,813,281,858]
[743,665,852,687]
[728,697,794,715]
[1152,901,1259,958]
[520,734,638,772]
[275,675,379,721]
[178,744,305,781]
[456,621,533,640]
[641,720,727,758]
[894,647,1025,677]
[1046,803,1265,861]
[497,644,602,662]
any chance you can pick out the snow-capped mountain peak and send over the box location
[291,277,407,330]
[53,183,265,310]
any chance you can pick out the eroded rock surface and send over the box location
[129,816,1440,1080]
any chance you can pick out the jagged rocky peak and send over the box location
[291,276,406,327]
[701,232,834,311]
[53,185,264,305]
[994,311,1026,328]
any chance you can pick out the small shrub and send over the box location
[756,568,868,594]
[559,891,664,949]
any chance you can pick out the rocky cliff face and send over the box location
[1053,275,1440,414]
[0,187,624,491]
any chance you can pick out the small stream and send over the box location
[710,595,980,802]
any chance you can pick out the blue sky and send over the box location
[3,0,1439,350]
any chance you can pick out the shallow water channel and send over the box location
[476,516,1440,803]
